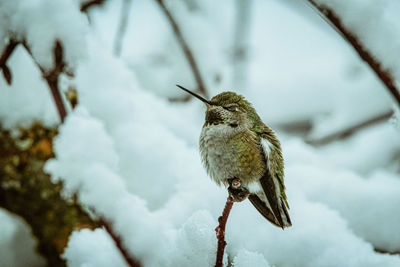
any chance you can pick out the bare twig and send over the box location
[114,0,133,56]
[80,0,106,13]
[215,196,234,267]
[307,0,400,108]
[0,39,19,85]
[98,217,142,267]
[155,0,209,99]
[306,110,393,145]
[22,40,68,123]
[374,247,400,255]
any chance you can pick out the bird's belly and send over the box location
[200,125,265,186]
[204,144,239,183]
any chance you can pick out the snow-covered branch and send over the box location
[0,123,98,266]
[1,0,400,266]
[98,217,142,267]
[307,0,400,107]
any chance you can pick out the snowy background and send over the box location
[1,0,400,266]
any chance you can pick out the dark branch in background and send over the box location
[0,39,18,85]
[0,39,68,122]
[307,0,400,108]
[97,217,142,267]
[306,110,393,145]
[155,0,209,100]
[232,0,252,89]
[114,0,133,56]
[374,247,400,256]
[22,41,68,123]
[215,196,234,267]
[80,0,106,12]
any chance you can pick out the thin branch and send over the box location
[0,39,19,85]
[156,0,209,99]
[22,41,68,123]
[98,217,142,267]
[232,0,252,89]
[114,0,133,57]
[215,196,234,267]
[306,110,393,145]
[80,0,106,13]
[374,247,400,255]
[307,0,400,108]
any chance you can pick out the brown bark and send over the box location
[215,196,234,267]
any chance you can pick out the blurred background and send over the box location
[1,0,399,266]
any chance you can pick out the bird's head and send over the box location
[177,85,261,130]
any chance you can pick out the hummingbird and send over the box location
[177,85,291,228]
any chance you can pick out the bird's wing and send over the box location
[248,193,280,227]
[248,129,291,228]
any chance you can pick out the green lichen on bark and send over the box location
[0,122,98,267]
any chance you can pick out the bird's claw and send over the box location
[228,178,249,202]
[231,178,241,188]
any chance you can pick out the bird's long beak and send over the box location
[176,85,211,106]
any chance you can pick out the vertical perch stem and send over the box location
[215,196,234,267]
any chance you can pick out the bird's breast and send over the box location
[200,124,266,186]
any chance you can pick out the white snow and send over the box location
[233,249,270,267]
[0,209,45,267]
[1,0,400,266]
[63,229,127,267]
[314,0,400,83]
[0,46,58,128]
[0,0,89,70]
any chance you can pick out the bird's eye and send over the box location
[224,105,238,112]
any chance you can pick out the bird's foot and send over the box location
[228,178,249,202]
[231,178,241,188]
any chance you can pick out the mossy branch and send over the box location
[0,123,99,266]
